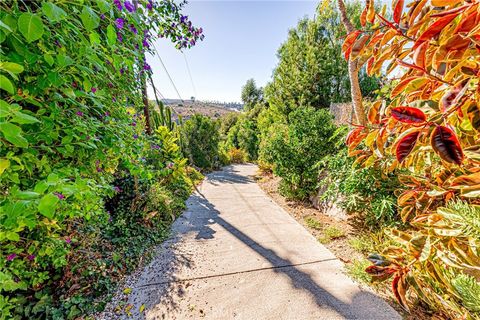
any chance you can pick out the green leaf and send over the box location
[0,122,28,147]
[97,0,112,13]
[11,111,40,124]
[15,191,41,200]
[17,13,44,43]
[38,193,59,219]
[0,62,24,74]
[107,24,116,46]
[89,32,100,45]
[0,158,10,175]
[6,231,20,241]
[0,20,13,33]
[0,74,14,94]
[80,6,100,31]
[57,54,74,67]
[44,54,54,66]
[42,2,67,22]
[0,99,11,117]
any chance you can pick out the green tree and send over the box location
[180,115,220,171]
[241,78,262,110]
[261,107,340,199]
[264,1,379,118]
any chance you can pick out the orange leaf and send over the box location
[431,0,462,7]
[413,41,428,69]
[392,274,410,311]
[409,0,428,27]
[342,30,361,60]
[413,12,462,49]
[367,0,375,23]
[391,77,417,98]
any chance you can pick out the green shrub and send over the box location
[320,148,403,229]
[227,148,247,164]
[260,107,340,199]
[318,226,345,244]
[180,115,220,171]
[0,1,203,318]
[345,259,373,285]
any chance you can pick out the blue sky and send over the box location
[146,1,318,103]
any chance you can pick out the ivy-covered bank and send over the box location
[0,1,203,318]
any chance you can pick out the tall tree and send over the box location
[336,0,367,125]
[241,78,262,110]
[264,1,377,119]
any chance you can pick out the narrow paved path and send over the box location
[105,164,400,319]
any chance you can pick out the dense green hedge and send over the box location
[0,1,203,318]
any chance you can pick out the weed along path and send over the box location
[102,164,400,320]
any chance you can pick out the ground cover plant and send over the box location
[341,0,480,317]
[0,1,203,318]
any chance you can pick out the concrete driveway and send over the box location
[101,164,400,320]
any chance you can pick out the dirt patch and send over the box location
[255,172,433,320]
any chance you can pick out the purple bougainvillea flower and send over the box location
[129,24,138,34]
[100,14,105,20]
[180,15,187,23]
[146,0,153,10]
[96,167,102,172]
[142,38,149,48]
[131,121,137,126]
[124,1,134,12]
[143,63,151,71]
[27,255,35,261]
[54,192,65,200]
[117,32,123,42]
[167,162,174,169]
[91,87,97,93]
[65,238,71,244]
[115,18,125,29]
[76,111,84,117]
[105,111,110,117]
[7,253,16,261]
[113,0,123,10]
[114,186,121,192]
[119,68,125,75]
[133,134,138,139]
[112,97,117,102]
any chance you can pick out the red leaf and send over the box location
[376,13,397,30]
[365,265,396,278]
[396,132,420,163]
[393,0,404,24]
[391,107,427,124]
[431,126,464,164]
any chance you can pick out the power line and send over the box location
[152,42,184,102]
[183,52,197,99]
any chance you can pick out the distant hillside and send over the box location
[151,100,243,121]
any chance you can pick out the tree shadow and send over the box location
[103,166,398,319]
[206,164,255,186]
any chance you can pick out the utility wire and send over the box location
[182,52,197,99]
[152,42,184,102]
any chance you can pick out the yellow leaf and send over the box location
[123,288,132,295]
[139,304,145,313]
[0,158,10,175]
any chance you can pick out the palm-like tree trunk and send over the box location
[337,0,367,126]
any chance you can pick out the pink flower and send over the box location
[54,192,65,200]
[91,87,97,93]
[7,253,17,261]
[27,255,35,261]
[65,238,71,244]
